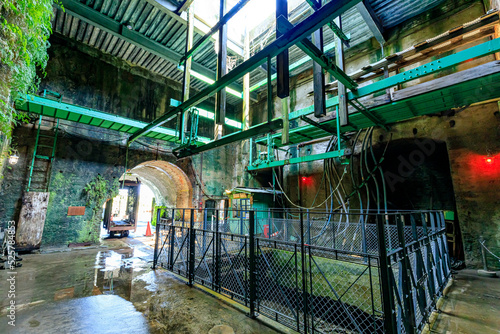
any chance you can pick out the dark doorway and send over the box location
[376,138,464,261]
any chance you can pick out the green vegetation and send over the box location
[82,175,119,243]
[0,0,56,174]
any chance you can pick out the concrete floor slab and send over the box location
[429,270,500,334]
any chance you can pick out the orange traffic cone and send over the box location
[145,221,153,237]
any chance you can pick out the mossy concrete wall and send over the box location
[0,36,186,246]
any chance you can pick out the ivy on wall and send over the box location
[82,175,119,243]
[0,0,56,173]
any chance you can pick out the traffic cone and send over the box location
[145,221,153,237]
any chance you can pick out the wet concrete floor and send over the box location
[429,269,500,334]
[0,235,280,334]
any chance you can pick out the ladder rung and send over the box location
[35,155,51,160]
[39,134,54,138]
[38,145,54,148]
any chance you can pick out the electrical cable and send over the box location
[273,163,347,210]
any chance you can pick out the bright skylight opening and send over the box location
[193,0,276,44]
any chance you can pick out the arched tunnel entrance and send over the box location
[103,161,193,237]
[127,160,193,209]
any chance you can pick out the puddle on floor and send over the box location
[0,247,154,311]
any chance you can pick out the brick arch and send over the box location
[128,160,193,209]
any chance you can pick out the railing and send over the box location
[153,208,451,334]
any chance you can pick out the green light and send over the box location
[179,66,243,99]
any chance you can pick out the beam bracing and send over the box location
[356,0,385,45]
[276,0,290,99]
[215,0,228,139]
[176,0,195,14]
[305,0,350,45]
[312,18,326,118]
[179,0,252,65]
[335,16,349,127]
[180,3,195,142]
[128,0,362,144]
[276,18,357,90]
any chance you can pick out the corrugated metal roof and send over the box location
[368,0,445,28]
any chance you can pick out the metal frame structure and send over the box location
[128,0,363,144]
[153,208,451,334]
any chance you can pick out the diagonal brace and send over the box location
[305,0,350,44]
[277,17,357,90]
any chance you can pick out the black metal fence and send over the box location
[153,208,451,334]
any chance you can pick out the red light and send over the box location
[302,177,307,182]
[486,158,493,164]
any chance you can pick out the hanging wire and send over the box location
[273,162,348,210]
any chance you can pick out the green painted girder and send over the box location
[173,119,284,158]
[288,38,500,123]
[248,149,346,171]
[15,94,211,143]
[257,60,500,147]
[305,0,350,43]
[277,17,357,90]
[129,0,362,143]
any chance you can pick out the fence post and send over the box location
[249,210,257,318]
[215,209,221,292]
[152,207,162,269]
[300,209,309,333]
[376,214,397,334]
[396,214,416,333]
[169,210,176,270]
[188,208,195,286]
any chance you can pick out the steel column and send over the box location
[215,0,228,135]
[248,210,257,318]
[276,0,290,98]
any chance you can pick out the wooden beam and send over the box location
[335,16,349,126]
[276,0,290,99]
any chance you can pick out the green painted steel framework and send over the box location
[14,94,211,143]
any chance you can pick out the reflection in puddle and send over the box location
[89,249,148,300]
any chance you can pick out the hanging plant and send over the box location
[81,175,119,243]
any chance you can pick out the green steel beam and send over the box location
[173,119,283,158]
[277,17,357,90]
[15,94,211,143]
[249,39,337,92]
[287,37,500,122]
[256,59,500,148]
[58,0,256,101]
[305,0,350,43]
[248,149,346,171]
[351,37,500,99]
[129,0,362,143]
